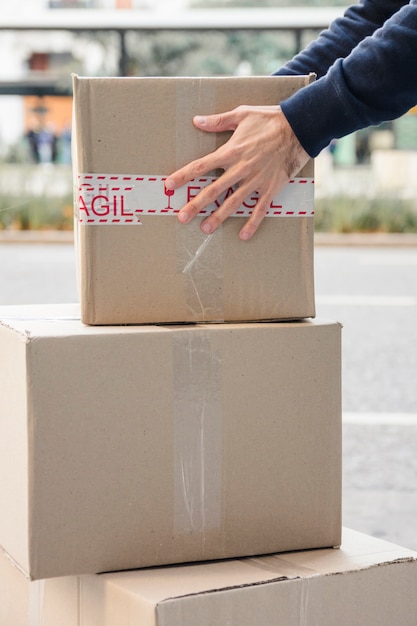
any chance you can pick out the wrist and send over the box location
[278,107,311,177]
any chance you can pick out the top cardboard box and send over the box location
[72,74,315,325]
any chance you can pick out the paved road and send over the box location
[0,240,416,551]
[314,246,417,550]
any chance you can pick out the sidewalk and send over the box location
[2,229,417,247]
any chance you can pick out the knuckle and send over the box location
[226,145,240,161]
[186,201,202,217]
[205,183,220,202]
[254,202,268,218]
[250,205,268,229]
[211,115,225,130]
[226,192,243,212]
[208,212,222,228]
[193,160,209,176]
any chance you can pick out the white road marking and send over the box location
[359,254,417,266]
[316,295,417,306]
[343,412,417,425]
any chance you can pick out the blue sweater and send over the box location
[274,0,417,156]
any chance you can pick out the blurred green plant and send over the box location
[315,195,417,233]
[1,190,417,234]
[0,193,73,231]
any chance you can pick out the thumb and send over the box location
[193,110,237,133]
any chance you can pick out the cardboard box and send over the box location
[0,547,78,626]
[3,530,417,626]
[72,74,315,325]
[0,304,341,580]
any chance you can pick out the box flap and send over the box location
[96,529,417,605]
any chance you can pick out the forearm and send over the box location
[280,0,417,156]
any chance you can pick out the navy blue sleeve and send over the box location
[274,0,417,157]
[274,0,409,78]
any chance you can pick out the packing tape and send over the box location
[174,78,224,323]
[76,174,314,224]
[172,331,223,536]
[29,580,45,626]
[245,555,320,580]
[176,225,225,322]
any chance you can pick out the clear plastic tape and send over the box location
[175,76,218,193]
[299,577,311,626]
[176,224,225,322]
[246,555,320,579]
[176,78,225,323]
[29,580,45,626]
[246,554,318,625]
[173,331,223,535]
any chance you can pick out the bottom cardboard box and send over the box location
[2,529,417,626]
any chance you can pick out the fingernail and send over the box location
[194,115,207,127]
[165,178,175,190]
[240,231,251,241]
[178,211,189,223]
[201,222,213,234]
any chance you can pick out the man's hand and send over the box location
[165,105,310,241]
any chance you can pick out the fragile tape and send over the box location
[76,173,314,225]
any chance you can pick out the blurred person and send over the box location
[26,122,58,165]
[37,123,58,164]
[165,0,417,240]
[26,127,40,163]
[58,124,72,165]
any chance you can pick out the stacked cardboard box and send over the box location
[2,75,412,623]
[2,529,417,625]
[0,304,341,580]
[72,74,316,325]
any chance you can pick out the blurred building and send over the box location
[1,1,416,164]
[0,0,159,156]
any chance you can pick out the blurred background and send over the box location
[0,0,416,552]
[0,0,417,233]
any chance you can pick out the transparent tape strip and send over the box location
[176,224,225,322]
[173,331,223,536]
[76,173,314,224]
[29,580,45,626]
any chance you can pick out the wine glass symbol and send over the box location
[164,184,175,210]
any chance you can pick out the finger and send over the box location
[193,109,240,133]
[166,108,245,190]
[237,172,293,240]
[177,169,241,225]
[165,160,208,191]
[238,192,275,241]
[198,181,259,234]
[198,178,278,239]
[165,150,224,191]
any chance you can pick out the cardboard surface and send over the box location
[2,530,417,625]
[0,547,78,626]
[0,304,341,580]
[72,75,316,325]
